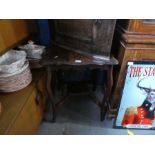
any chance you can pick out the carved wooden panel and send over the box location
[51,19,116,59]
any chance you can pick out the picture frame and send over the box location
[114,61,155,130]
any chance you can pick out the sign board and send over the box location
[114,61,155,129]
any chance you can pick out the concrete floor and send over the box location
[37,91,155,135]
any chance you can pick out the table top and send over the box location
[41,45,118,67]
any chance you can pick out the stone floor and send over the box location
[37,92,155,135]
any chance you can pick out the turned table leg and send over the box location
[100,65,113,121]
[46,66,56,122]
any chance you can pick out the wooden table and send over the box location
[41,45,118,122]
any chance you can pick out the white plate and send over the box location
[0,61,29,78]
[0,50,27,74]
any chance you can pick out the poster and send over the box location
[114,61,155,129]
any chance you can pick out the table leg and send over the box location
[92,69,97,91]
[46,66,56,122]
[100,66,113,121]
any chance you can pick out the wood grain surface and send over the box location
[41,45,118,68]
[0,69,47,134]
[111,20,155,109]
[0,19,36,55]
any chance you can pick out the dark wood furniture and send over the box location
[0,69,47,134]
[111,19,155,111]
[50,19,116,60]
[41,45,118,122]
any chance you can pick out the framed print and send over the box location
[114,61,155,129]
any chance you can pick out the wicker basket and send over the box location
[0,62,32,92]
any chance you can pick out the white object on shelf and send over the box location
[0,50,27,74]
[18,43,45,59]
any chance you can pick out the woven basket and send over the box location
[0,64,32,92]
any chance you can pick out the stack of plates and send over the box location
[18,41,45,69]
[0,50,32,92]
